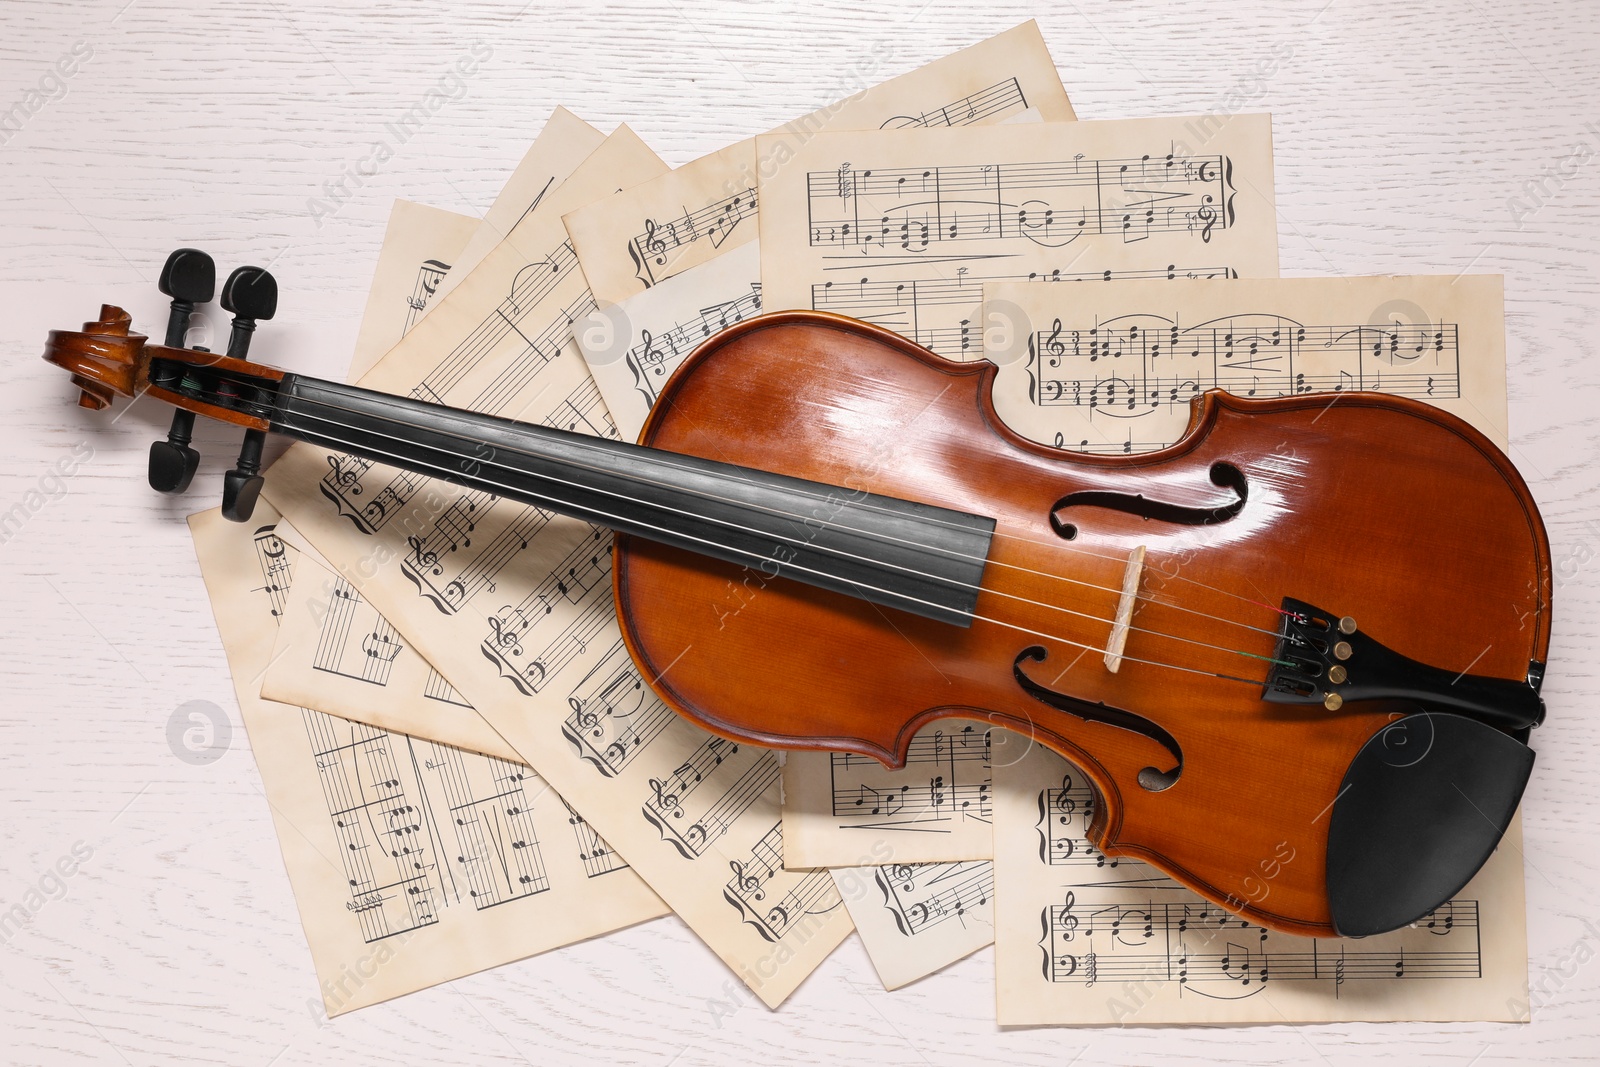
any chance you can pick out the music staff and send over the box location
[1040,894,1481,992]
[877,77,1029,129]
[302,709,442,942]
[875,861,994,937]
[1027,314,1462,429]
[1035,772,1174,883]
[809,153,1232,253]
[810,264,1235,363]
[403,257,451,336]
[628,189,757,288]
[563,797,631,879]
[829,725,991,832]
[251,524,292,618]
[311,577,405,687]
[561,639,675,778]
[422,665,471,708]
[623,285,763,408]
[722,823,842,943]
[420,747,551,908]
[641,738,780,860]
[481,524,614,696]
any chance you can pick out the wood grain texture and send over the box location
[2,0,1598,1063]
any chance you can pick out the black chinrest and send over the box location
[1326,711,1534,937]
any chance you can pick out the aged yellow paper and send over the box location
[190,503,666,1016]
[260,127,853,1008]
[982,274,1508,454]
[832,861,995,991]
[261,548,521,763]
[564,20,1072,305]
[758,113,1278,367]
[346,201,479,381]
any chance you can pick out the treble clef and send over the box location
[407,534,440,575]
[325,453,361,490]
[1052,775,1077,818]
[639,328,662,372]
[486,611,524,655]
[643,219,668,265]
[1196,200,1218,244]
[649,777,683,818]
[1057,890,1080,939]
[1046,318,1066,359]
[729,860,766,898]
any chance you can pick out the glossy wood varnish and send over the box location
[614,312,1551,937]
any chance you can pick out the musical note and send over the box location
[1013,309,1463,454]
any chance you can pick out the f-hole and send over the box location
[1050,461,1247,540]
[1012,647,1183,791]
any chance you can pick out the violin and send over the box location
[45,257,1551,939]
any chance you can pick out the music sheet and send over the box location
[783,724,995,868]
[189,504,667,1016]
[261,548,521,763]
[563,20,1072,306]
[982,274,1508,454]
[833,861,995,991]
[430,106,604,308]
[757,113,1278,363]
[347,201,479,382]
[576,240,763,440]
[260,130,853,1007]
[985,274,1526,1024]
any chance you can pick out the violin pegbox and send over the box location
[42,251,288,523]
[44,304,153,410]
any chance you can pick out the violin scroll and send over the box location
[44,304,152,410]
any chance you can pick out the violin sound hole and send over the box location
[1012,647,1183,790]
[1049,461,1247,540]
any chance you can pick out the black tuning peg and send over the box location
[221,429,266,522]
[220,266,277,360]
[158,248,216,348]
[149,409,200,493]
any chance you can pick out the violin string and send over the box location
[193,371,1289,677]
[259,374,1290,641]
[215,372,1292,674]
[989,527,1300,621]
[239,369,1288,640]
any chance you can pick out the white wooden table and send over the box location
[3,1,1598,1063]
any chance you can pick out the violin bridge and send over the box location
[1103,545,1146,673]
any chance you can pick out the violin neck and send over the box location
[269,373,995,627]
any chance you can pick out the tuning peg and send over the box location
[149,409,200,493]
[221,429,266,522]
[158,248,216,348]
[220,266,277,360]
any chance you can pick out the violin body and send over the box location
[616,312,1551,938]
